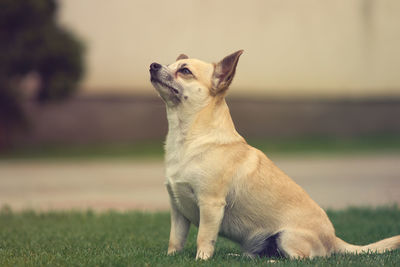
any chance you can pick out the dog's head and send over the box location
[149,50,243,109]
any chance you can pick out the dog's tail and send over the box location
[335,235,400,254]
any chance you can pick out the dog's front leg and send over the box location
[196,198,226,260]
[167,199,190,255]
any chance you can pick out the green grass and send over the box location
[1,134,400,160]
[0,206,399,266]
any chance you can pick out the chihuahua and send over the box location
[149,50,400,260]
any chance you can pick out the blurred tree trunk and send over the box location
[0,83,27,150]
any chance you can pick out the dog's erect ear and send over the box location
[212,50,243,94]
[176,54,189,61]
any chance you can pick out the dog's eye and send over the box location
[179,68,192,75]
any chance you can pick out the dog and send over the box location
[149,50,400,260]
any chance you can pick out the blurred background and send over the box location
[0,0,399,211]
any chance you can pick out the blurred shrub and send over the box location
[0,0,85,148]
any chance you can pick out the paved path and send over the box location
[0,153,399,211]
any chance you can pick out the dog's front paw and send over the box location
[167,248,177,255]
[168,240,185,255]
[167,245,182,255]
[167,244,182,255]
[196,247,214,260]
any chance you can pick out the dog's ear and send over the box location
[176,54,189,61]
[212,50,243,94]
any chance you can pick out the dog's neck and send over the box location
[164,97,244,158]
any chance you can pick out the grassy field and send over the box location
[1,134,400,160]
[0,206,399,266]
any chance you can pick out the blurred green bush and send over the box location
[0,0,85,148]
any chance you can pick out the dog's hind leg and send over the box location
[277,229,333,259]
[243,229,333,259]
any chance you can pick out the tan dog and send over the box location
[149,50,400,260]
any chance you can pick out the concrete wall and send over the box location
[59,0,400,97]
[14,95,400,146]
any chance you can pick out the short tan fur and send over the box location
[149,51,400,260]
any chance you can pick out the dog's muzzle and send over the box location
[150,62,162,77]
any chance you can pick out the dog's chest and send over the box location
[166,177,200,225]
[164,117,203,224]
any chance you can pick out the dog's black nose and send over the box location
[150,63,161,72]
